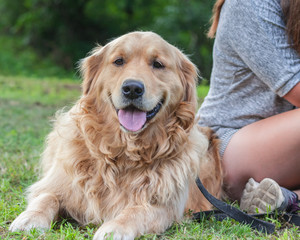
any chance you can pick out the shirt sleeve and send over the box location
[224,0,300,97]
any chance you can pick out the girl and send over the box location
[198,0,300,213]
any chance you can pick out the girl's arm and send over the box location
[284,82,300,107]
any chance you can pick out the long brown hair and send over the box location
[281,0,300,54]
[207,0,225,39]
[207,0,300,55]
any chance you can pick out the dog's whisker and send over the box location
[103,94,111,104]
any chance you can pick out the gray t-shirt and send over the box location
[198,0,300,135]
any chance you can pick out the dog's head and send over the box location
[80,32,198,134]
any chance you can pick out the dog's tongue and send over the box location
[118,108,147,132]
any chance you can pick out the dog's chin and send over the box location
[116,100,163,134]
[120,123,147,134]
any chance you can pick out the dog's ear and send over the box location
[173,50,199,132]
[79,46,105,95]
[177,51,198,110]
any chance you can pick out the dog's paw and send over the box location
[93,221,136,240]
[10,210,51,232]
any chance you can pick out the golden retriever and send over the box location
[10,31,222,240]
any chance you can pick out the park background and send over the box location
[1,0,299,239]
[0,0,214,79]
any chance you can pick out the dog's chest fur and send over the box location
[60,129,200,225]
[43,107,206,225]
[66,150,192,224]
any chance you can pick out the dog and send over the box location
[10,31,222,239]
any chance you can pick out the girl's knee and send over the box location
[222,153,251,201]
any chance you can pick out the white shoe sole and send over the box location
[240,178,285,214]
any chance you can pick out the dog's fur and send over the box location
[10,32,222,239]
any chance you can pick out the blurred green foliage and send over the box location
[0,36,72,77]
[0,0,214,79]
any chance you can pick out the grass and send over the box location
[0,75,299,239]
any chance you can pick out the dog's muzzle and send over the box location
[117,80,163,132]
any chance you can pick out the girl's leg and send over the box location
[222,108,300,201]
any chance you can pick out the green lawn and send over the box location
[0,75,299,239]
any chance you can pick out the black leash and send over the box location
[193,177,300,234]
[193,177,300,233]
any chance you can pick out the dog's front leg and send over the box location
[93,205,175,240]
[10,193,59,232]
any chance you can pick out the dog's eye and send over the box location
[152,60,164,69]
[114,58,124,66]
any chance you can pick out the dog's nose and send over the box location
[122,80,145,99]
